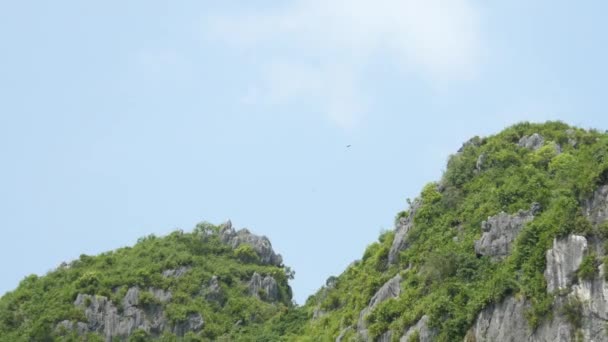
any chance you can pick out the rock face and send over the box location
[162,266,190,278]
[204,275,225,304]
[474,204,539,260]
[544,235,588,293]
[469,233,604,342]
[584,185,608,225]
[247,272,280,302]
[389,202,420,265]
[476,152,487,171]
[400,315,436,342]
[172,313,204,337]
[356,274,402,340]
[467,296,572,342]
[571,265,608,341]
[63,287,203,341]
[518,133,545,150]
[219,221,283,266]
[335,326,352,342]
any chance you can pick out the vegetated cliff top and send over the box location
[0,220,301,341]
[298,121,608,342]
[2,121,608,342]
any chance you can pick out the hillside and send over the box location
[0,222,304,341]
[2,121,608,341]
[296,121,608,341]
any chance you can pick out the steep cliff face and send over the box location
[298,122,608,342]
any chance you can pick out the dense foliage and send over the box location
[294,122,608,341]
[0,223,299,341]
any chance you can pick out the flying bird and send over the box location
[346,144,351,148]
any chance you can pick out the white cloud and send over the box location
[204,0,482,129]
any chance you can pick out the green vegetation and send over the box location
[2,121,608,341]
[578,253,600,281]
[295,122,608,341]
[0,224,297,341]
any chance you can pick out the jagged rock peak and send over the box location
[518,133,545,150]
[247,272,280,302]
[219,221,283,266]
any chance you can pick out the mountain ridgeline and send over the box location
[3,121,608,341]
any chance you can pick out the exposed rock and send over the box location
[149,288,172,303]
[172,313,204,337]
[400,315,436,342]
[466,296,572,342]
[584,185,608,225]
[571,264,608,341]
[466,296,529,342]
[476,152,487,171]
[518,133,545,150]
[566,128,578,147]
[247,272,279,302]
[312,307,326,320]
[220,221,283,266]
[356,274,402,339]
[68,287,202,341]
[555,143,563,154]
[389,201,420,265]
[474,204,539,260]
[204,275,225,304]
[162,266,190,278]
[544,234,588,293]
[378,330,392,342]
[367,274,402,309]
[55,320,88,336]
[336,326,353,342]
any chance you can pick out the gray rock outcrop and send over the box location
[335,326,353,342]
[518,133,545,150]
[571,264,608,341]
[149,288,172,303]
[356,274,402,340]
[172,313,204,337]
[219,221,283,266]
[400,315,436,342]
[544,234,588,293]
[204,275,225,304]
[476,152,487,171]
[56,320,88,336]
[467,296,572,342]
[63,287,202,341]
[162,266,190,278]
[247,272,279,302]
[389,201,420,265]
[378,330,392,342]
[584,185,608,225]
[474,204,539,260]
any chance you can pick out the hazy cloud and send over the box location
[204,0,482,128]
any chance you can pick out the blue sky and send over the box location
[1,1,607,304]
